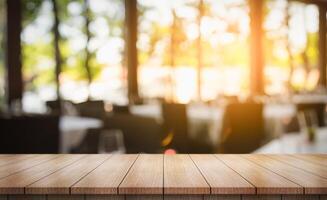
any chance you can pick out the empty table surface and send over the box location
[0,154,326,200]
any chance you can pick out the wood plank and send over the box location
[26,155,110,194]
[119,154,163,195]
[242,195,281,200]
[125,195,163,200]
[72,154,138,195]
[268,155,327,178]
[0,155,59,179]
[243,155,327,194]
[0,155,36,167]
[190,155,255,194]
[281,195,319,200]
[320,195,327,200]
[164,154,210,195]
[164,195,203,200]
[47,195,84,200]
[293,155,327,167]
[0,155,85,194]
[85,195,124,200]
[204,195,241,200]
[217,155,302,195]
[7,195,46,200]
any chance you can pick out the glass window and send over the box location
[202,0,250,100]
[138,0,250,103]
[264,0,319,95]
[21,0,126,109]
[21,0,55,112]
[87,0,126,103]
[59,0,126,103]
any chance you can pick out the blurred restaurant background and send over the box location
[0,0,327,154]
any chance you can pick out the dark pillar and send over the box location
[249,0,264,95]
[125,0,139,103]
[5,0,23,105]
[319,5,327,87]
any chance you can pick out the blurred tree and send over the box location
[22,0,43,27]
[83,0,92,100]
[285,0,295,92]
[52,0,63,105]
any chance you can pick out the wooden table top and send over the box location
[0,154,326,196]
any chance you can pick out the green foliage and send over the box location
[18,0,321,97]
[22,0,43,27]
[22,40,55,91]
[306,33,318,68]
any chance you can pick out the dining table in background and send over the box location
[60,116,103,153]
[130,103,296,145]
[255,127,327,154]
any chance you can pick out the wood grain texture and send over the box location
[217,155,302,195]
[26,155,110,194]
[0,154,325,197]
[164,155,210,195]
[293,155,327,167]
[0,155,58,179]
[281,195,319,200]
[268,155,327,178]
[0,155,35,167]
[85,195,124,200]
[242,195,281,200]
[320,195,327,200]
[47,195,84,200]
[243,155,327,194]
[7,195,46,200]
[72,154,138,195]
[119,154,163,195]
[0,155,85,194]
[204,195,241,200]
[125,195,163,200]
[164,195,203,200]
[190,155,255,194]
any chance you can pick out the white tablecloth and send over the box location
[254,128,327,154]
[59,116,103,153]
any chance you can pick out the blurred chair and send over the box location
[112,104,130,114]
[98,129,126,154]
[71,128,127,154]
[223,95,239,103]
[104,113,162,153]
[218,102,264,153]
[161,103,189,153]
[46,100,62,115]
[46,100,77,115]
[75,100,105,119]
[297,103,326,127]
[0,114,60,153]
[70,128,100,153]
